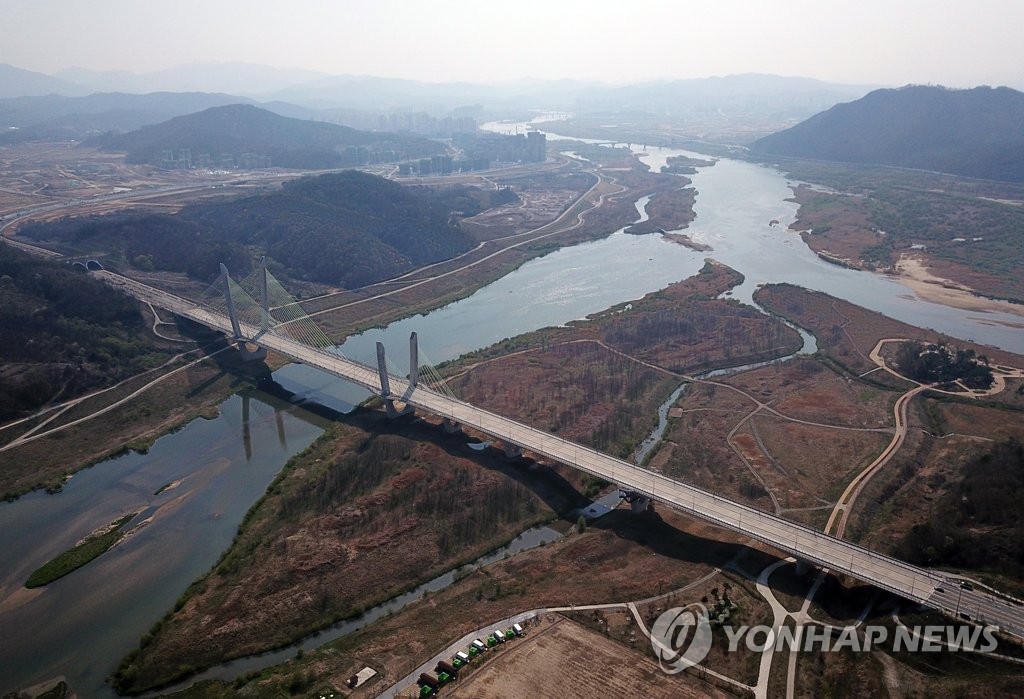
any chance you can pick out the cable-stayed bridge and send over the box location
[98,262,1024,641]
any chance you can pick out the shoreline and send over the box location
[893,255,1024,323]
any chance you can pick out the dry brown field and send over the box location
[448,617,733,699]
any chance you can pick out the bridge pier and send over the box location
[221,263,243,341]
[504,443,523,459]
[443,418,462,434]
[795,559,813,576]
[257,256,270,336]
[236,340,268,362]
[375,341,412,418]
[409,332,419,387]
[619,489,651,513]
[375,342,391,396]
[385,399,413,418]
[221,261,270,359]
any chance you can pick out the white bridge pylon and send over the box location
[206,257,334,356]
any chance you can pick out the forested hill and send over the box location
[0,245,172,425]
[750,85,1024,182]
[98,104,443,168]
[20,171,509,288]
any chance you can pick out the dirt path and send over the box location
[0,346,231,453]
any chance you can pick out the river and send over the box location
[3,132,1022,696]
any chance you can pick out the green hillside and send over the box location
[99,103,443,168]
[20,171,503,288]
[0,246,172,422]
[751,85,1024,182]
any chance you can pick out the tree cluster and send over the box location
[895,341,993,389]
[898,439,1024,577]
[22,171,484,288]
[0,246,170,420]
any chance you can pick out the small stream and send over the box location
[150,522,567,694]
[633,321,816,467]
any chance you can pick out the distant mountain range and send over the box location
[54,62,329,97]
[1,61,877,120]
[0,91,288,143]
[751,85,1024,182]
[96,104,442,169]
[0,63,90,98]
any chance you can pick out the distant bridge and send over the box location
[98,262,1024,641]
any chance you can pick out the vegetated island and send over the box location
[660,230,713,251]
[25,512,138,588]
[660,154,717,175]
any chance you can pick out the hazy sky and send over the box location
[3,0,1023,87]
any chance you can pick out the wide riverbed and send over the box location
[2,139,1022,696]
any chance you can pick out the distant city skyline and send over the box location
[4,0,1023,89]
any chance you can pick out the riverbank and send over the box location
[0,335,273,499]
[894,255,1024,320]
[111,261,802,693]
[779,162,1024,307]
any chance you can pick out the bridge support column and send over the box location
[409,332,419,387]
[376,342,391,397]
[443,418,461,434]
[219,261,267,361]
[619,490,650,513]
[258,255,270,335]
[220,263,242,341]
[795,559,812,576]
[504,443,522,459]
[376,341,411,417]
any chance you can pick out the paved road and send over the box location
[100,272,1024,642]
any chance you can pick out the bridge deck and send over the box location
[102,271,1024,640]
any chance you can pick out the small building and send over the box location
[345,667,377,689]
